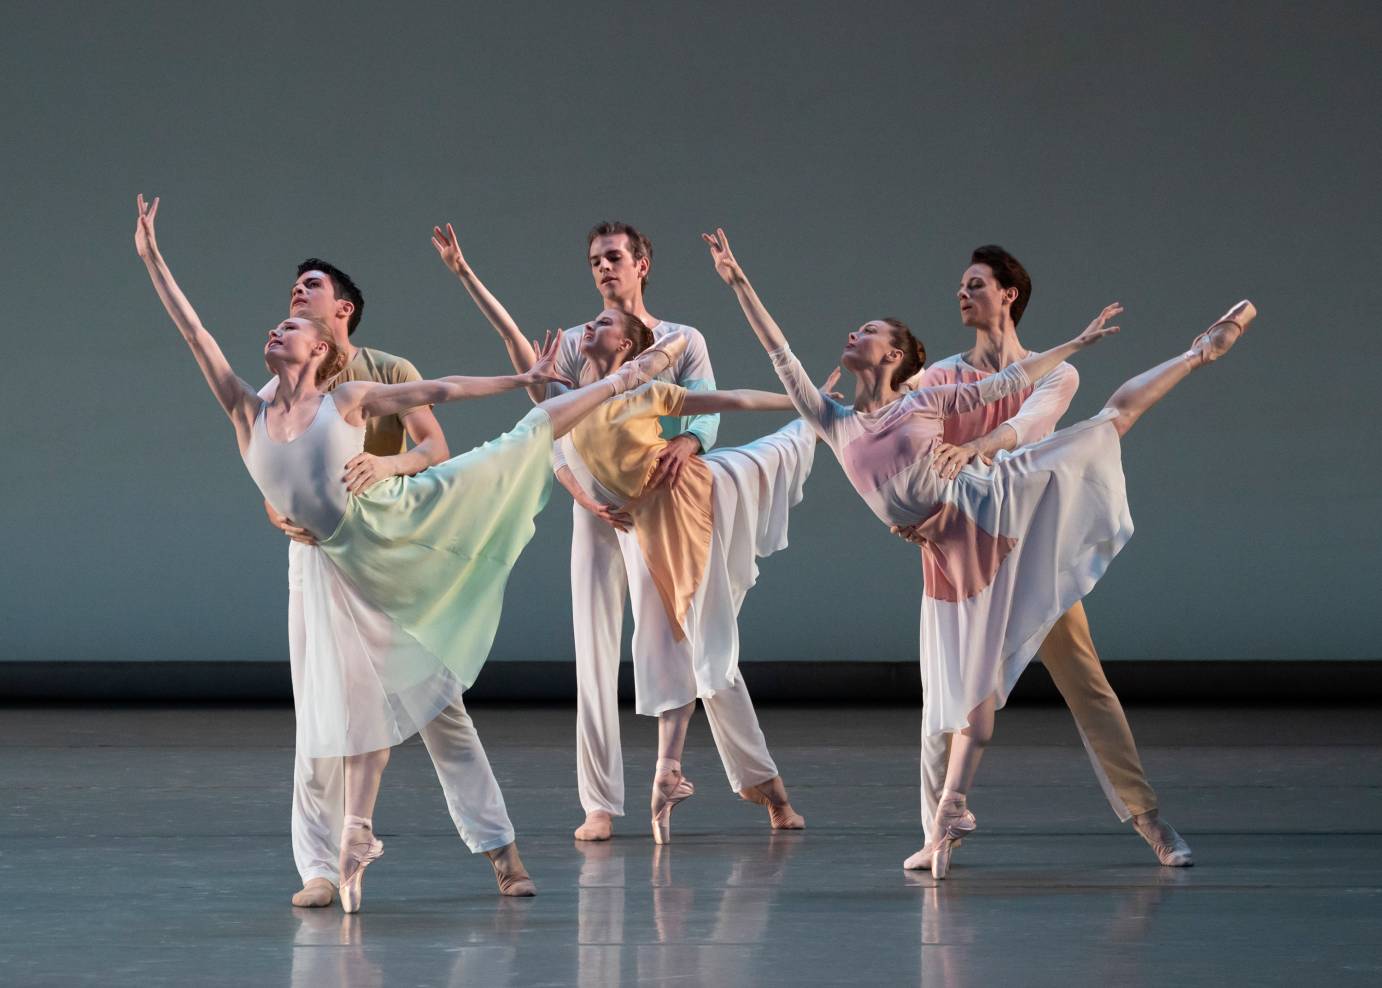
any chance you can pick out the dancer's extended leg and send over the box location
[651,701,696,844]
[338,747,389,913]
[1104,300,1255,437]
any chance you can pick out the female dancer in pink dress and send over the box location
[703,228,1254,878]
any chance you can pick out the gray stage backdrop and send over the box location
[3,1,1379,666]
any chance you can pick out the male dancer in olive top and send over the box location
[900,245,1192,867]
[263,260,536,905]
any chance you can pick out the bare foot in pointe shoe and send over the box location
[1132,810,1194,867]
[738,776,805,830]
[1187,299,1256,367]
[651,761,695,844]
[338,816,384,914]
[574,810,613,842]
[485,841,537,896]
[291,877,336,908]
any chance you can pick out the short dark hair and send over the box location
[882,318,925,389]
[587,221,653,293]
[970,245,1032,326]
[297,258,364,336]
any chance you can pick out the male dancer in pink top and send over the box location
[903,245,1192,866]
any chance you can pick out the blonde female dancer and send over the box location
[135,196,660,911]
[704,228,1253,878]
[433,224,812,842]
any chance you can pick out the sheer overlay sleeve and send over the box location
[767,345,846,443]
[911,362,1032,418]
[1003,363,1077,445]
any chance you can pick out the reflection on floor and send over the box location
[2,704,1379,986]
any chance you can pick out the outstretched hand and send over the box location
[524,330,575,388]
[701,228,745,286]
[1075,303,1123,348]
[134,194,160,259]
[431,222,468,276]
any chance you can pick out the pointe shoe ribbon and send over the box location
[338,815,384,914]
[928,794,977,880]
[1186,299,1256,367]
[651,761,695,845]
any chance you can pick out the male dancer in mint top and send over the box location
[900,245,1191,867]
[440,221,719,842]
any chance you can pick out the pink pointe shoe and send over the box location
[1185,299,1256,367]
[738,776,806,831]
[903,791,977,879]
[338,815,384,914]
[651,759,695,845]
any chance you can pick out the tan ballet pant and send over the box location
[922,600,1157,839]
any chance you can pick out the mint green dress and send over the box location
[245,399,553,757]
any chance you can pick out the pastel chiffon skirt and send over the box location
[632,419,816,714]
[919,410,1133,737]
[294,407,554,757]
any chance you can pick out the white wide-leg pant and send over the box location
[571,501,629,817]
[287,545,516,884]
[571,502,780,815]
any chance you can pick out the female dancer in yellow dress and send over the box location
[433,224,814,842]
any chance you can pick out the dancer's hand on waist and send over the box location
[264,499,318,546]
[930,442,989,481]
[343,452,404,495]
[646,434,700,491]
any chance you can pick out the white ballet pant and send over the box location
[287,546,515,884]
[571,502,778,816]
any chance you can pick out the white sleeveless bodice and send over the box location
[242,394,364,539]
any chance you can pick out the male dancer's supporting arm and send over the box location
[133,195,260,447]
[927,365,1077,479]
[431,222,634,530]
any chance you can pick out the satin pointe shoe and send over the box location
[1132,810,1194,867]
[651,759,695,845]
[1186,299,1256,367]
[338,815,384,914]
[290,876,336,908]
[485,841,537,896]
[905,791,976,879]
[574,810,614,842]
[738,776,806,831]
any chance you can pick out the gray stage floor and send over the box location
[2,704,1379,987]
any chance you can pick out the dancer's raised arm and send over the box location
[703,228,790,353]
[432,223,547,403]
[335,332,572,422]
[134,195,260,441]
[703,227,841,434]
